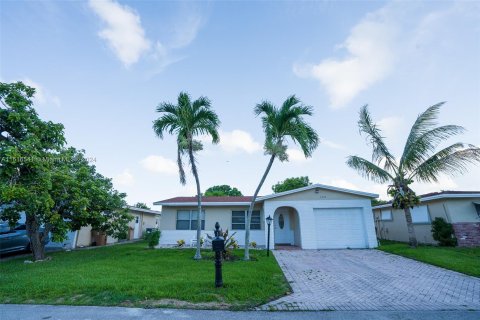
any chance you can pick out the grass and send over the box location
[0,241,290,310]
[378,239,480,277]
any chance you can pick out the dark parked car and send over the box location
[0,223,49,254]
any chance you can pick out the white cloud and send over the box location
[114,169,134,186]
[294,5,398,108]
[377,115,406,140]
[88,0,151,67]
[412,174,459,195]
[22,78,61,107]
[286,148,311,163]
[170,13,203,49]
[140,155,177,175]
[218,130,262,154]
[329,179,360,191]
[321,138,345,150]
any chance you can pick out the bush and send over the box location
[176,239,185,247]
[431,217,457,247]
[249,241,257,248]
[144,229,161,249]
[206,228,237,260]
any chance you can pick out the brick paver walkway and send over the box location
[259,250,480,311]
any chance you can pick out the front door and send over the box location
[133,216,141,239]
[274,210,294,245]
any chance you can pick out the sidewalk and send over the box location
[1,304,479,320]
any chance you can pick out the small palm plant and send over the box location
[244,95,319,260]
[153,92,220,259]
[347,103,480,247]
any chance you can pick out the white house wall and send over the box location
[159,230,265,247]
[264,199,378,249]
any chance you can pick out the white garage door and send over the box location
[313,208,367,249]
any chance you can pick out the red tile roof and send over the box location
[157,196,254,203]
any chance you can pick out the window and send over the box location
[380,210,392,221]
[176,210,205,230]
[232,211,245,230]
[411,206,430,223]
[232,211,261,230]
[474,202,480,218]
[279,214,285,229]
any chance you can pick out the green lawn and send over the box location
[0,242,290,310]
[378,240,480,277]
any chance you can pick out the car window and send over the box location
[0,224,12,234]
[14,224,26,231]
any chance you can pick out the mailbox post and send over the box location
[212,222,225,288]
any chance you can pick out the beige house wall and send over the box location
[268,188,367,201]
[444,198,480,223]
[160,205,264,231]
[74,209,160,247]
[374,197,480,244]
[76,225,93,247]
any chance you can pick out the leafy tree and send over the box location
[244,95,319,260]
[371,199,389,207]
[153,92,220,260]
[347,103,480,247]
[0,82,131,260]
[431,217,457,247]
[134,202,151,210]
[272,176,311,193]
[204,185,243,197]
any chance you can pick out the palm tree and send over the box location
[153,92,220,260]
[244,95,319,260]
[347,103,480,247]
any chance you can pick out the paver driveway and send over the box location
[260,249,480,311]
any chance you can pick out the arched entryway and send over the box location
[273,206,301,249]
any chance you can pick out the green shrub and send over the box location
[144,229,161,249]
[206,228,237,260]
[431,217,457,247]
[249,241,257,249]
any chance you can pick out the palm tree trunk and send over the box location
[404,207,418,248]
[244,154,276,261]
[188,143,203,260]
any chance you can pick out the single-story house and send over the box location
[372,191,480,247]
[153,184,378,249]
[75,206,161,247]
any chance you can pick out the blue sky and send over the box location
[1,0,479,208]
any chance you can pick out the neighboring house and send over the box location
[154,184,378,249]
[372,191,480,247]
[75,206,161,247]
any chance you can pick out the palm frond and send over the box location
[358,105,397,173]
[280,95,300,113]
[153,114,180,138]
[254,101,276,117]
[410,143,480,182]
[346,156,394,183]
[400,124,465,172]
[288,118,319,157]
[177,92,191,109]
[192,96,211,113]
[156,102,178,114]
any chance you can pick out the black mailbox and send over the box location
[212,222,224,287]
[212,237,225,252]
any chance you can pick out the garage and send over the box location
[260,184,378,250]
[313,208,367,249]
